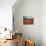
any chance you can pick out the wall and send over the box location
[0,0,16,30]
[41,0,46,46]
[13,0,41,46]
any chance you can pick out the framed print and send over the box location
[23,16,34,25]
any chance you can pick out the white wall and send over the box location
[13,0,41,46]
[13,0,46,46]
[41,0,46,46]
[0,0,16,30]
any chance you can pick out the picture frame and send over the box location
[23,16,34,25]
